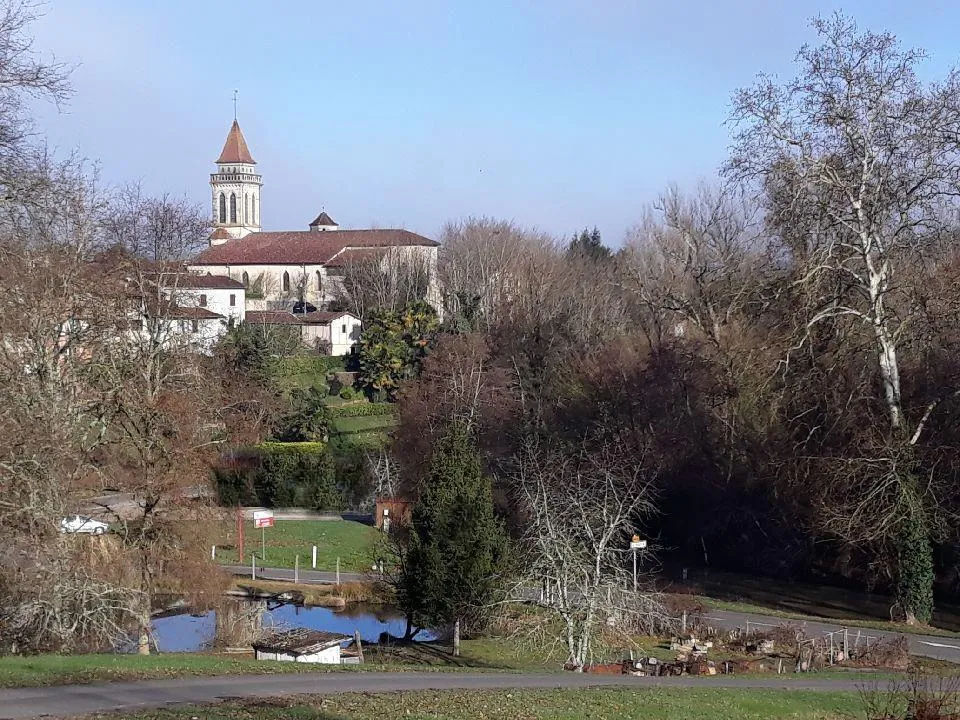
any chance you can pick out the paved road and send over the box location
[0,671,889,719]
[705,609,960,663]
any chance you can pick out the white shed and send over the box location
[252,628,352,664]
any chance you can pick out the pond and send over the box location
[151,601,422,653]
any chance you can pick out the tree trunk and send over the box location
[896,507,934,626]
[137,614,151,655]
[453,618,460,657]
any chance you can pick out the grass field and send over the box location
[330,414,397,434]
[218,519,380,572]
[0,654,353,688]
[88,688,869,719]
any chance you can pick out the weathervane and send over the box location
[233,89,238,120]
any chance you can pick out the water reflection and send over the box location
[151,601,426,653]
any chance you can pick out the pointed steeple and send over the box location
[216,120,256,164]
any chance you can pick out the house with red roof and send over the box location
[190,120,439,319]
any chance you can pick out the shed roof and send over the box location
[252,628,351,655]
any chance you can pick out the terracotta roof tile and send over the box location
[168,273,245,290]
[216,120,255,164]
[323,247,386,268]
[192,229,437,266]
[309,211,338,227]
[245,310,304,325]
[144,301,224,320]
[300,310,357,324]
[209,228,232,241]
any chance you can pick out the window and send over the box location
[218,193,226,223]
[316,270,322,290]
[230,193,237,223]
[341,324,347,334]
[242,271,249,288]
[191,319,199,333]
[199,294,207,307]
[252,196,257,225]
[282,271,290,293]
[229,293,236,307]
[244,193,249,224]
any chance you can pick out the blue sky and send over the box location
[30,1,958,245]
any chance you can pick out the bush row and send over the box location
[327,402,395,418]
[269,355,347,377]
[215,442,345,510]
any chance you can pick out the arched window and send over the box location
[218,193,226,223]
[316,270,322,291]
[282,271,290,293]
[244,193,249,224]
[229,193,237,223]
[252,196,257,225]
[242,271,249,288]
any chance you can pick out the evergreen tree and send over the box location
[398,421,510,636]
[567,226,611,262]
[357,300,438,400]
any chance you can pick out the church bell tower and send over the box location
[209,118,262,245]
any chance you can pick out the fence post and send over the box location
[336,557,340,586]
[295,554,299,585]
[682,611,688,634]
[211,545,216,560]
[252,553,257,581]
[354,630,364,663]
[312,545,317,569]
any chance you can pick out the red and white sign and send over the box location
[253,510,274,529]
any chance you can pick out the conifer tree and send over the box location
[398,421,509,637]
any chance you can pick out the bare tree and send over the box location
[512,439,665,670]
[101,182,209,261]
[727,14,960,623]
[437,217,552,332]
[623,183,769,350]
[331,248,432,319]
[0,0,70,193]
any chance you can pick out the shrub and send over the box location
[271,355,347,377]
[339,385,360,401]
[214,442,341,511]
[327,402,395,418]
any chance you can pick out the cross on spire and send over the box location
[233,89,238,120]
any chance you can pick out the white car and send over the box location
[59,515,109,535]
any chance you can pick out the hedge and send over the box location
[269,355,347,377]
[215,442,339,510]
[255,441,326,455]
[327,402,395,418]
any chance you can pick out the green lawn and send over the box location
[218,519,380,572]
[329,431,390,452]
[330,415,398,434]
[0,654,351,688]
[88,688,868,719]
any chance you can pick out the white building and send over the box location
[209,120,261,242]
[246,309,361,355]
[163,272,246,327]
[252,629,354,664]
[191,120,439,311]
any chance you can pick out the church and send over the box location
[189,119,439,312]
